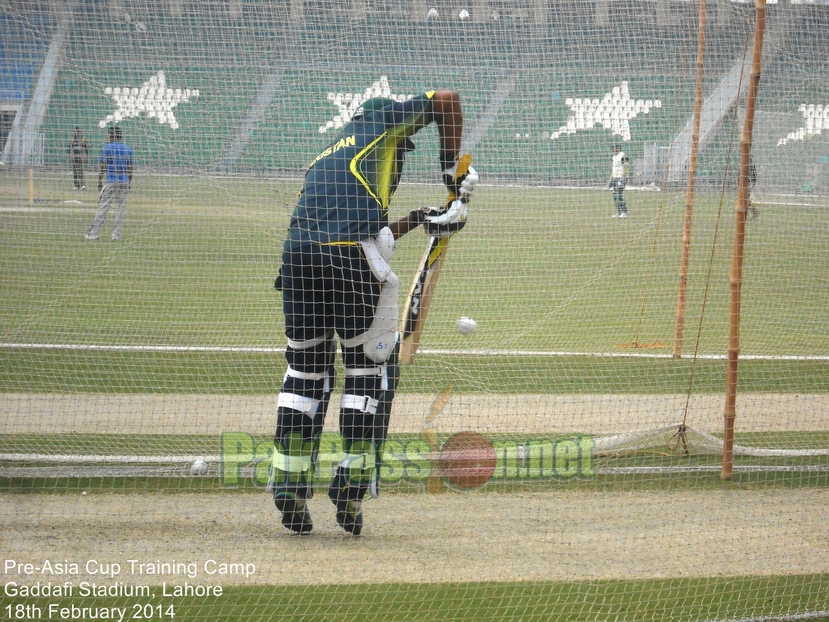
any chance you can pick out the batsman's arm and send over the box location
[385,91,464,242]
[389,207,452,240]
[430,90,464,171]
[388,209,426,241]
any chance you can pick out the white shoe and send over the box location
[619,213,629,218]
[85,232,99,241]
[111,235,120,241]
[612,214,620,218]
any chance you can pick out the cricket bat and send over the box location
[399,154,472,364]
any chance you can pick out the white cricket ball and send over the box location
[190,459,209,476]
[456,316,477,336]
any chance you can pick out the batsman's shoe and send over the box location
[85,232,99,240]
[328,469,366,535]
[333,498,363,536]
[273,491,313,534]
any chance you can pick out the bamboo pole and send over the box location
[723,0,766,480]
[673,0,707,359]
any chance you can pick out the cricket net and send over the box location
[1,1,828,620]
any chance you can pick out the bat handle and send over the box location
[456,153,472,179]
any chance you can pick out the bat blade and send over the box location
[399,155,472,364]
[399,235,450,364]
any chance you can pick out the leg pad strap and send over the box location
[340,394,379,415]
[278,392,320,414]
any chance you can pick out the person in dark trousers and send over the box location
[270,91,478,536]
[68,127,89,190]
[747,154,760,221]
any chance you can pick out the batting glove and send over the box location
[410,206,441,223]
[458,165,478,202]
[424,200,468,237]
[442,163,479,202]
[426,198,467,226]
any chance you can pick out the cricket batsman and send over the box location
[270,91,478,535]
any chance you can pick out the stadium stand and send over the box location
[1,0,826,191]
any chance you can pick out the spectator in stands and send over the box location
[85,125,133,241]
[609,142,630,218]
[68,127,89,190]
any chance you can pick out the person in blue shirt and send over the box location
[271,90,477,536]
[85,125,133,241]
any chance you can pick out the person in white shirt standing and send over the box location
[609,143,629,218]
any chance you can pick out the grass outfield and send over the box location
[2,173,828,620]
[2,576,828,621]
[1,350,828,394]
[1,171,828,394]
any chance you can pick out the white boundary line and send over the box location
[0,343,285,353]
[753,201,829,208]
[701,612,829,622]
[2,343,828,361]
[3,463,829,479]
[1,453,221,463]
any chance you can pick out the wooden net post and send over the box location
[723,0,766,480]
[673,0,706,360]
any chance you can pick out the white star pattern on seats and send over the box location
[777,103,828,146]
[551,81,661,143]
[98,71,199,130]
[319,76,411,134]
